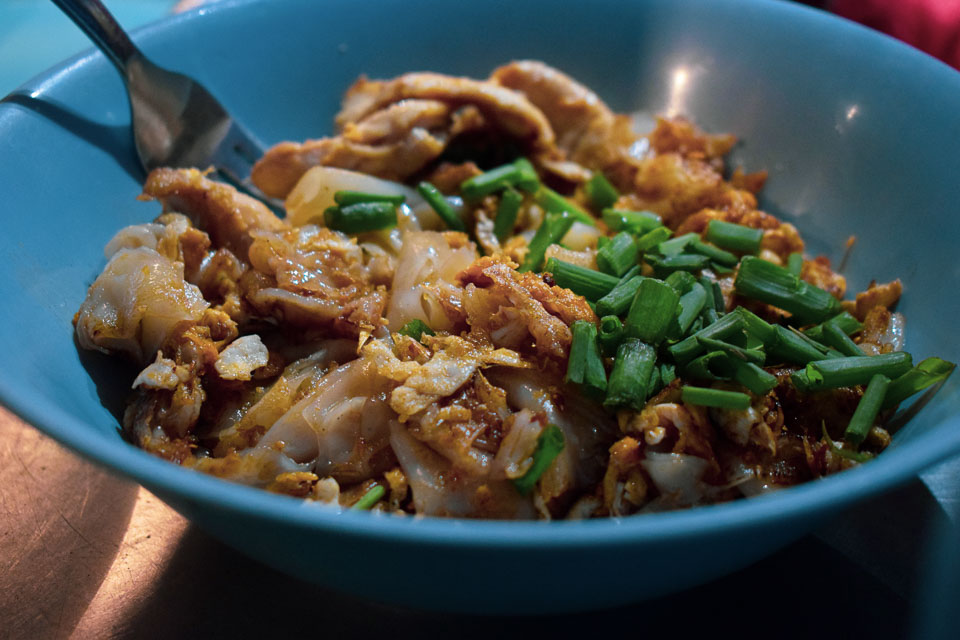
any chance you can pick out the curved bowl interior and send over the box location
[1,0,959,613]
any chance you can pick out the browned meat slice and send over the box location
[490,60,636,170]
[458,256,597,361]
[243,224,387,335]
[335,73,555,151]
[852,279,902,320]
[251,100,454,199]
[141,167,286,259]
[648,116,736,163]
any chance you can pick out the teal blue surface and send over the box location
[0,0,959,613]
[0,1,176,97]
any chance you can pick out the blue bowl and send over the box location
[2,0,959,614]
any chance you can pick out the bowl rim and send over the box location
[3,0,960,548]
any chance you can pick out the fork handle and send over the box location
[50,0,142,72]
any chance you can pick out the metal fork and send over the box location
[51,0,280,211]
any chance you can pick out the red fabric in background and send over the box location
[833,0,960,69]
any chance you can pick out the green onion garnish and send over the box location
[512,424,565,495]
[417,181,466,232]
[656,232,699,256]
[648,253,711,276]
[706,220,763,254]
[398,319,435,343]
[675,282,709,336]
[683,351,732,382]
[822,318,864,358]
[599,315,625,357]
[333,190,406,206]
[596,274,644,318]
[843,374,891,446]
[768,325,829,364]
[324,201,397,234]
[668,309,746,364]
[512,158,541,193]
[352,484,385,510]
[566,320,607,394]
[602,209,663,235]
[635,226,673,251]
[544,258,620,301]
[822,422,874,463]
[596,232,639,277]
[493,187,523,242]
[660,362,677,387]
[734,256,842,324]
[690,238,739,267]
[625,278,680,345]
[461,163,524,202]
[665,270,697,294]
[700,276,726,313]
[604,339,657,410]
[804,311,863,342]
[786,252,804,276]
[697,336,765,365]
[536,186,595,226]
[730,360,778,396]
[585,172,620,211]
[681,386,751,410]
[519,212,574,273]
[882,357,956,410]
[793,352,913,391]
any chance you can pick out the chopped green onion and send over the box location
[324,201,397,234]
[566,320,607,394]
[656,233,699,256]
[604,339,657,410]
[398,319,435,342]
[625,278,680,345]
[804,311,863,342]
[882,357,956,410]
[597,236,611,251]
[519,212,574,273]
[536,186,595,225]
[690,239,739,267]
[681,386,751,410]
[675,283,709,336]
[730,360,778,396]
[734,256,842,324]
[598,315,625,357]
[666,270,698,295]
[700,276,726,313]
[794,352,913,391]
[648,253,711,276]
[711,262,736,276]
[736,307,777,345]
[596,274,644,317]
[647,364,663,396]
[602,209,663,235]
[768,325,830,365]
[596,232,639,277]
[701,307,720,325]
[635,228,673,253]
[697,336,765,365]
[352,484,385,510]
[660,362,677,386]
[683,351,733,381]
[461,163,524,202]
[417,181,466,231]
[493,187,523,241]
[706,220,763,254]
[787,252,804,276]
[585,172,620,211]
[512,158,541,193]
[843,374,891,446]
[512,424,565,495]
[333,190,406,206]
[545,258,620,301]
[668,309,746,364]
[822,319,864,357]
[822,423,874,463]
